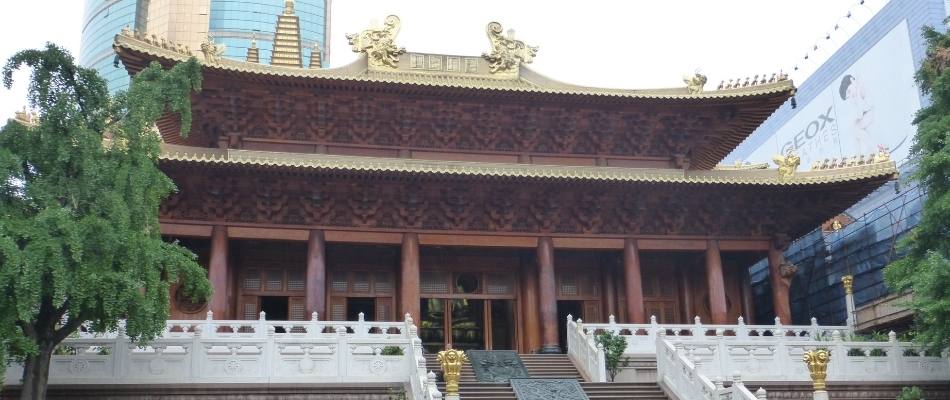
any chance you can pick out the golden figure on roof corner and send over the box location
[482,22,538,74]
[683,72,707,94]
[773,150,801,179]
[346,15,406,69]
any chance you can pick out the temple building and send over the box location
[113,13,897,355]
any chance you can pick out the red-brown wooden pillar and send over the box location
[208,225,230,319]
[740,265,755,324]
[768,239,793,324]
[305,230,326,319]
[602,264,617,321]
[705,240,728,324]
[520,257,541,353]
[623,239,645,323]
[537,237,560,354]
[401,233,421,323]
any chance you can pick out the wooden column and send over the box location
[768,241,793,324]
[520,257,541,353]
[705,240,728,324]
[740,265,755,324]
[680,268,693,322]
[305,230,326,318]
[602,264,617,321]
[400,233,421,323]
[623,239,645,323]
[537,237,560,353]
[208,225,229,319]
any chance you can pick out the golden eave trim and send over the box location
[159,145,897,185]
[114,34,795,100]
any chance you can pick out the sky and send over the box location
[0,0,887,121]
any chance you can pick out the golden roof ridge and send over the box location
[160,144,897,185]
[114,33,795,100]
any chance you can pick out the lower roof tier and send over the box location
[159,145,897,240]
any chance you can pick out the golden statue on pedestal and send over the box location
[803,349,830,391]
[437,348,469,396]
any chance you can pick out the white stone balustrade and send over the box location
[4,312,440,400]
[656,335,765,400]
[578,315,852,355]
[566,314,608,383]
[667,330,950,384]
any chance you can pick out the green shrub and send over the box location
[595,331,627,382]
[897,386,923,400]
[381,346,404,356]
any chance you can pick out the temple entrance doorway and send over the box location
[557,300,583,352]
[260,296,289,320]
[419,298,515,353]
[346,297,376,321]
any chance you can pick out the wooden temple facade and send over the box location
[113,15,897,354]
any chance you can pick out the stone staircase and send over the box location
[424,353,668,400]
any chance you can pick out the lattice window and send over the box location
[560,274,578,296]
[243,302,257,320]
[287,270,305,291]
[243,270,261,290]
[581,275,599,297]
[331,303,345,321]
[374,272,393,294]
[266,270,283,291]
[352,272,370,292]
[377,299,392,321]
[421,271,449,294]
[290,302,305,321]
[659,280,674,297]
[486,274,512,295]
[331,272,348,293]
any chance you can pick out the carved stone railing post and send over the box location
[437,348,468,400]
[841,275,856,328]
[803,349,830,400]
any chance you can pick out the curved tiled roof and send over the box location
[113,34,795,101]
[160,145,897,186]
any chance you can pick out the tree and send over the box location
[883,24,950,351]
[0,44,212,399]
[595,331,627,382]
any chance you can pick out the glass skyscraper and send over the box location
[80,0,328,93]
[209,0,327,67]
[81,0,138,93]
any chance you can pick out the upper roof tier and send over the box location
[113,19,796,170]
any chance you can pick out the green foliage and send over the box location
[388,387,408,400]
[883,22,950,352]
[595,330,627,382]
[381,346,404,356]
[897,386,923,400]
[0,43,211,389]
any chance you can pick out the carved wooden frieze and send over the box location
[158,165,861,239]
[184,79,738,164]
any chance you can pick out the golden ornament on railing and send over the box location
[841,275,854,295]
[437,348,468,396]
[802,349,830,391]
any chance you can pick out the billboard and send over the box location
[744,20,921,168]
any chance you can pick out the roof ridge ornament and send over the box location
[717,71,788,90]
[346,15,406,69]
[482,22,538,74]
[773,150,801,179]
[200,34,226,64]
[683,72,707,94]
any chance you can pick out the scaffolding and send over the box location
[749,168,924,326]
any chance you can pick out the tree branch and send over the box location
[52,316,86,344]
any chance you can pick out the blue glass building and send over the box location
[81,0,138,93]
[209,0,327,67]
[81,0,329,94]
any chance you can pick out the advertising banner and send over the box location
[745,20,921,168]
